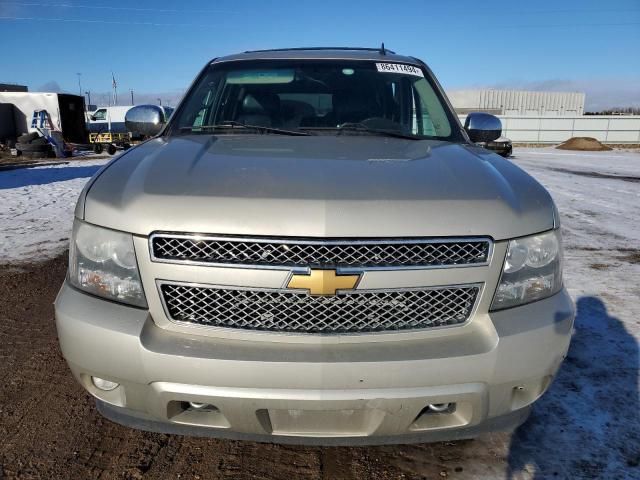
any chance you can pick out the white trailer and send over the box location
[0,91,87,144]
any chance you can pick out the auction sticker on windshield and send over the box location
[376,63,424,77]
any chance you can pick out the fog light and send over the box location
[92,376,119,391]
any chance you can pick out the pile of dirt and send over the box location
[556,137,612,151]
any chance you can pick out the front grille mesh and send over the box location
[160,283,479,334]
[151,235,490,268]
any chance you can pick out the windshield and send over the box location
[169,60,462,140]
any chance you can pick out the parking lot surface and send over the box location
[0,148,638,479]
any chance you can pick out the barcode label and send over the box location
[376,63,424,77]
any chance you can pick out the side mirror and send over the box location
[90,115,96,121]
[464,112,502,143]
[125,105,166,137]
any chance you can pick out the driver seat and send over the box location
[236,93,281,127]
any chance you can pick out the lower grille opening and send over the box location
[167,400,229,428]
[418,403,457,416]
[159,282,480,334]
[411,402,472,431]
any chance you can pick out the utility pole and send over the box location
[157,98,162,106]
[85,91,91,109]
[130,89,134,105]
[76,72,82,96]
[111,72,118,106]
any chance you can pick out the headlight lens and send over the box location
[69,220,147,307]
[491,230,563,310]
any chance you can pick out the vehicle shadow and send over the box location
[507,296,639,478]
[0,165,101,189]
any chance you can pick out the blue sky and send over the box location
[1,0,638,109]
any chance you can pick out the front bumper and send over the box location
[55,282,574,445]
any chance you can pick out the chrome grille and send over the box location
[151,235,491,269]
[159,282,480,334]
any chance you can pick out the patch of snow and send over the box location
[0,158,109,265]
[504,147,640,479]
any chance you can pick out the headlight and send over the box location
[69,220,147,307]
[491,230,563,310]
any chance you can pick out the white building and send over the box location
[447,89,585,116]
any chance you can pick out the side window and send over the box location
[176,80,221,129]
[92,109,107,121]
[192,90,213,127]
[411,87,436,136]
[413,80,451,137]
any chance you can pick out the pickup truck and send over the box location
[55,47,574,445]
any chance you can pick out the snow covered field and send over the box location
[507,149,640,479]
[0,158,108,265]
[0,147,638,478]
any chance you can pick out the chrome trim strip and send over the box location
[155,279,484,337]
[148,233,494,271]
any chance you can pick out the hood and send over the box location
[82,135,554,240]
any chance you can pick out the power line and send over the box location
[0,1,240,14]
[1,16,637,29]
[499,7,640,14]
[497,22,640,28]
[2,2,639,16]
[0,15,213,27]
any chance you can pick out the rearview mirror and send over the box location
[125,105,166,137]
[464,112,502,143]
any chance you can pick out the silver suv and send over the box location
[55,47,574,445]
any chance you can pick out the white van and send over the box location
[88,105,174,134]
[87,106,133,134]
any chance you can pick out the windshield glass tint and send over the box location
[172,60,457,139]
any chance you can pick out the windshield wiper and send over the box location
[179,121,310,136]
[336,123,423,140]
[301,123,422,140]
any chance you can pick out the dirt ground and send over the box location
[2,255,636,480]
[0,255,509,480]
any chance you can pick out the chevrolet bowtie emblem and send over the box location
[287,269,360,296]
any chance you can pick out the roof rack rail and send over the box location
[243,46,396,54]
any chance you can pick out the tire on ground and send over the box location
[17,132,39,143]
[16,142,51,153]
[21,151,51,160]
[107,144,117,155]
[30,137,49,146]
